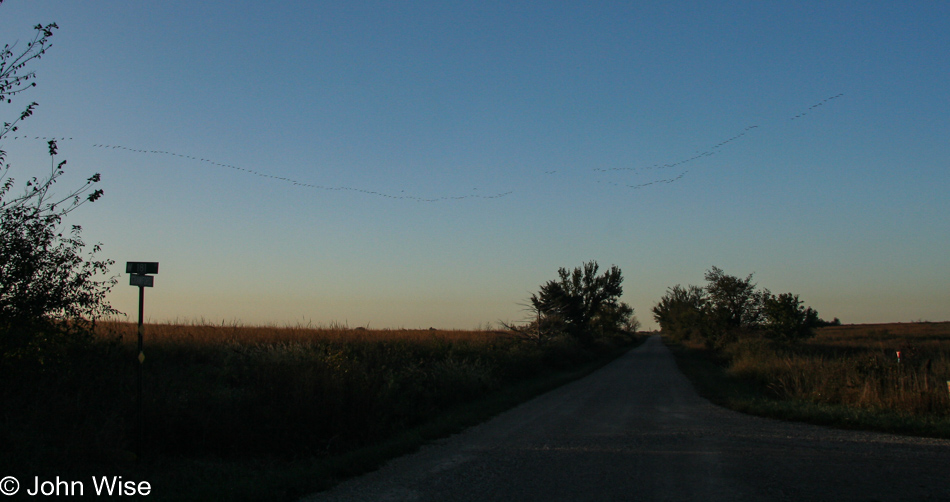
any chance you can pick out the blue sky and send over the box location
[2,1,947,329]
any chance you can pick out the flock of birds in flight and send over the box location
[591,93,845,190]
[4,94,843,202]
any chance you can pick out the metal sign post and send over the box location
[127,261,158,459]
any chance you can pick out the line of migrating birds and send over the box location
[592,125,758,176]
[591,93,845,190]
[1,136,513,202]
[3,93,843,201]
[790,93,844,120]
[90,145,513,202]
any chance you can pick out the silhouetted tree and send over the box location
[0,10,116,369]
[652,284,708,343]
[529,261,631,344]
[703,266,762,342]
[760,291,820,341]
[594,300,638,336]
[654,266,832,347]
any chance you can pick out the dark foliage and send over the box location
[760,291,820,341]
[654,266,831,346]
[652,284,708,342]
[524,261,634,344]
[703,266,762,340]
[0,9,116,370]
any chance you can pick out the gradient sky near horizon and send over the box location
[2,1,947,329]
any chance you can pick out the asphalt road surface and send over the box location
[301,336,949,501]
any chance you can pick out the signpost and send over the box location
[127,262,158,459]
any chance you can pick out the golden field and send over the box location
[726,322,950,416]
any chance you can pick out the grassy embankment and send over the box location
[666,322,950,437]
[0,321,643,501]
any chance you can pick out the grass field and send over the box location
[0,320,642,501]
[667,322,950,437]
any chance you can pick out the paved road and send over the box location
[301,336,950,501]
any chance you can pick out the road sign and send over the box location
[126,262,159,275]
[130,274,154,287]
[126,260,159,460]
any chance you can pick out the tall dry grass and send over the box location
[722,322,950,417]
[1,319,624,471]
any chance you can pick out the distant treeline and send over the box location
[652,266,838,347]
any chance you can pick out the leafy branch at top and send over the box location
[0,18,58,139]
[0,17,101,219]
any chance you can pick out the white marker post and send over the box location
[127,261,158,459]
